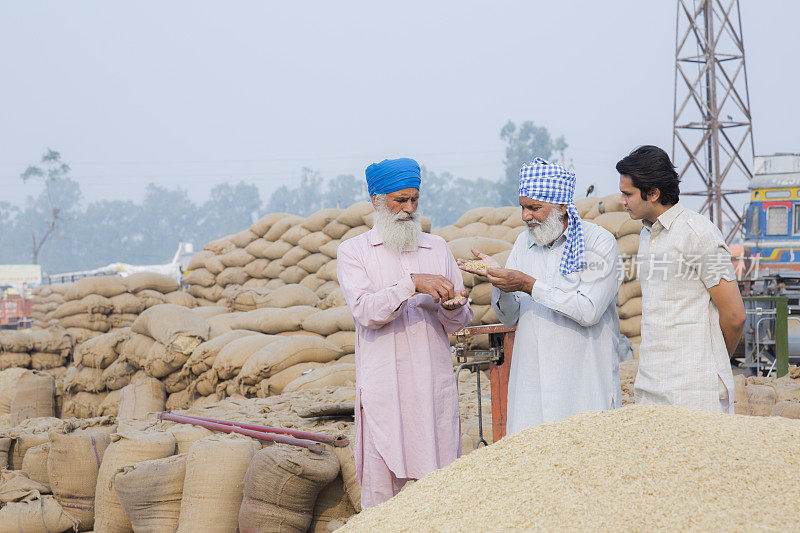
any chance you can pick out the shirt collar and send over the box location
[643,202,683,231]
[367,226,433,248]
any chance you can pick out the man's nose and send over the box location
[522,210,533,221]
[403,202,414,213]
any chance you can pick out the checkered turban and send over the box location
[518,157,585,274]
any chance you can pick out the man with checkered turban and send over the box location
[459,157,623,431]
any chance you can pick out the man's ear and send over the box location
[370,195,379,210]
[647,188,661,204]
[560,204,569,216]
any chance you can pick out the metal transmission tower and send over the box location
[673,0,755,241]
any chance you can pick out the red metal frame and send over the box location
[0,297,31,328]
[455,324,515,443]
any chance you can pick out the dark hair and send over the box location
[615,145,680,205]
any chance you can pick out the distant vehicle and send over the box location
[0,284,31,330]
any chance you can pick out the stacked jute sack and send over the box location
[0,328,72,372]
[50,272,197,346]
[29,284,69,330]
[733,367,800,418]
[0,388,359,533]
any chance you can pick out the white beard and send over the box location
[375,201,422,253]
[528,208,567,247]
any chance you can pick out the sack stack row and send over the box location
[47,273,196,346]
[0,329,73,371]
[29,284,69,330]
[0,387,359,532]
[733,368,800,418]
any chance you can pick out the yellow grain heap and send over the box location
[340,405,800,532]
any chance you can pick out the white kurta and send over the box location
[492,221,622,433]
[634,202,736,413]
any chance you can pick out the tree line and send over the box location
[0,121,566,274]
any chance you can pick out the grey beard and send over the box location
[528,209,567,247]
[375,203,422,253]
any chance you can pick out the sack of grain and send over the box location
[301,307,356,336]
[282,225,311,246]
[326,331,356,355]
[119,332,155,369]
[336,201,373,228]
[11,371,55,426]
[447,237,512,259]
[323,219,351,240]
[164,367,193,394]
[177,435,261,533]
[264,215,305,242]
[63,365,105,394]
[232,306,318,334]
[165,290,197,307]
[204,235,236,255]
[188,368,219,396]
[238,444,340,533]
[0,468,49,502]
[746,384,776,416]
[30,352,66,370]
[217,266,249,287]
[251,212,287,237]
[283,363,356,392]
[0,495,76,532]
[575,197,600,218]
[28,328,72,355]
[341,226,369,241]
[618,279,642,305]
[0,329,35,352]
[230,228,259,248]
[213,334,281,380]
[771,400,800,419]
[132,304,210,355]
[114,454,187,532]
[0,352,30,370]
[166,389,193,411]
[74,330,126,369]
[619,315,642,338]
[124,272,180,294]
[60,313,112,332]
[143,341,188,378]
[64,276,128,300]
[61,391,107,418]
[593,212,643,238]
[238,336,342,385]
[316,280,340,300]
[617,233,640,257]
[168,425,213,454]
[332,434,361,512]
[186,329,258,375]
[187,250,214,271]
[454,207,493,228]
[184,267,217,287]
[0,367,28,415]
[279,265,308,285]
[303,208,342,232]
[97,389,123,416]
[309,475,357,532]
[262,362,326,396]
[117,376,166,419]
[94,429,176,533]
[21,442,50,486]
[618,297,643,320]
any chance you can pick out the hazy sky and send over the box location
[1,1,798,216]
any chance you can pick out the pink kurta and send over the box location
[337,227,473,487]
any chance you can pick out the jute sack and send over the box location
[94,429,176,533]
[28,329,72,355]
[163,367,192,395]
[218,266,249,286]
[205,312,242,332]
[187,250,214,271]
[301,307,356,336]
[281,246,311,267]
[336,201,373,228]
[325,331,355,355]
[65,327,103,345]
[98,389,123,417]
[177,435,261,533]
[282,225,311,246]
[0,495,77,533]
[746,384,776,416]
[188,368,218,396]
[120,332,155,369]
[264,215,305,242]
[619,316,642,338]
[220,249,255,269]
[11,371,55,426]
[117,376,166,419]
[771,400,800,419]
[165,290,197,308]
[618,279,642,305]
[64,275,128,300]
[166,390,192,411]
[303,208,342,232]
[137,289,167,309]
[332,434,361,512]
[319,239,342,259]
[184,267,216,287]
[232,285,320,311]
[123,272,179,294]
[230,228,259,248]
[21,442,50,486]
[315,280,340,300]
[0,437,10,469]
[238,444,340,533]
[192,305,229,320]
[114,454,187,533]
[317,260,338,282]
[575,197,600,218]
[144,341,190,378]
[0,468,50,502]
[0,352,31,370]
[283,363,356,393]
[432,225,467,242]
[319,289,346,310]
[262,362,326,396]
[593,212,643,238]
[74,330,126,369]
[309,475,357,533]
[30,352,67,370]
[238,337,342,385]
[168,425,213,454]
[245,239,271,260]
[61,392,108,419]
[60,313,112,333]
[454,207,494,228]
[447,237,512,259]
[52,294,114,318]
[617,233,640,257]
[204,235,236,255]
[0,329,35,352]
[460,221,490,237]
[102,359,137,390]
[244,258,269,279]
[733,374,747,414]
[618,297,643,320]
[213,334,281,380]
[231,306,318,334]
[186,329,258,375]
[250,212,287,237]
[263,260,285,279]
[299,233,333,254]
[132,304,210,355]
[470,283,493,306]
[280,266,309,285]
[63,365,105,394]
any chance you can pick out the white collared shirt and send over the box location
[491,220,622,432]
[634,202,736,413]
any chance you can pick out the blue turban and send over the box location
[519,157,585,275]
[365,158,421,197]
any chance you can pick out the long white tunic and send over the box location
[492,221,622,433]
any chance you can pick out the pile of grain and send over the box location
[341,405,800,531]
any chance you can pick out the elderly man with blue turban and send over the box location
[460,157,622,432]
[337,157,473,508]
